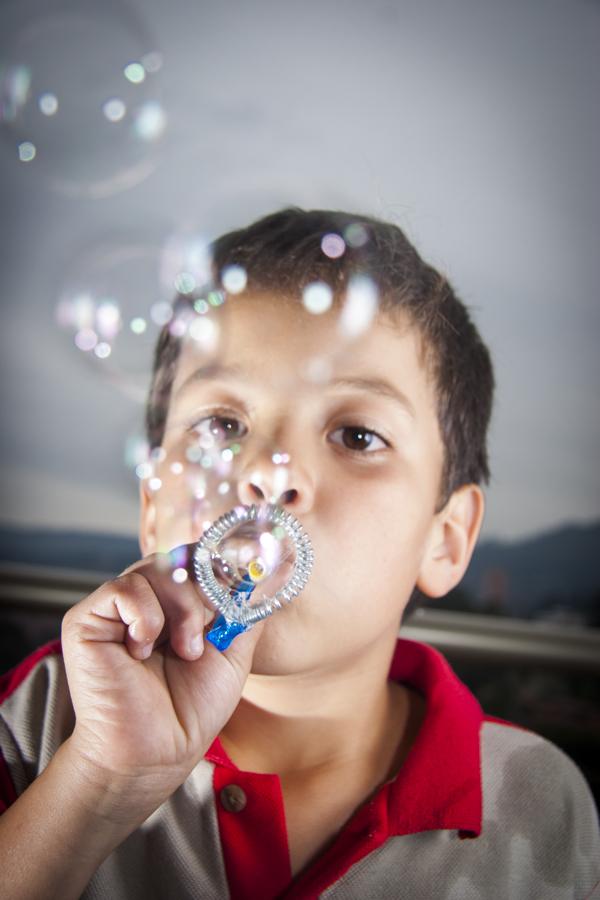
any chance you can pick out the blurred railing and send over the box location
[1,562,599,671]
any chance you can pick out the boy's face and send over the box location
[141,294,458,675]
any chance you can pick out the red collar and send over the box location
[207,637,483,837]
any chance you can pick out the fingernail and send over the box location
[190,634,203,656]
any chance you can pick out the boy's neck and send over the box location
[219,632,416,779]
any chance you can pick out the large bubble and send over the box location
[0,0,165,197]
[56,231,223,402]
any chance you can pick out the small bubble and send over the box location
[150,301,173,326]
[74,328,97,351]
[94,341,111,359]
[148,476,162,491]
[230,442,242,455]
[208,290,225,307]
[18,141,36,162]
[221,448,234,463]
[169,317,187,338]
[102,98,126,123]
[303,355,333,384]
[38,92,58,116]
[302,281,333,315]
[124,62,146,84]
[193,298,209,315]
[188,316,218,351]
[338,275,379,339]
[174,272,196,294]
[96,300,121,339]
[133,101,166,142]
[170,461,183,475]
[130,317,147,335]
[135,462,153,479]
[222,265,247,295]
[272,525,286,541]
[141,51,163,73]
[201,456,214,469]
[321,233,346,259]
[186,445,203,463]
[218,481,230,495]
[344,223,369,248]
[150,446,167,463]
[172,567,188,584]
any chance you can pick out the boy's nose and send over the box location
[236,452,314,515]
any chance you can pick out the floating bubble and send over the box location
[124,62,145,85]
[94,341,112,359]
[272,452,290,465]
[221,265,247,295]
[135,461,153,480]
[338,275,379,339]
[302,355,333,384]
[17,141,35,162]
[344,223,369,248]
[38,92,58,116]
[302,281,333,315]
[172,567,188,584]
[321,233,346,259]
[132,100,166,142]
[130,316,147,335]
[161,233,212,297]
[218,481,231,495]
[0,1,164,197]
[170,461,183,475]
[148,477,162,491]
[74,328,97,351]
[56,237,222,402]
[103,98,127,123]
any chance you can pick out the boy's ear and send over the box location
[138,480,157,558]
[416,484,485,599]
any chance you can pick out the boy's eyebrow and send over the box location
[176,365,416,418]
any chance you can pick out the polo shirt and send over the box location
[1,637,599,899]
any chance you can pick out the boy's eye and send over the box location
[193,415,247,443]
[329,426,388,453]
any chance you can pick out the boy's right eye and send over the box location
[192,414,248,444]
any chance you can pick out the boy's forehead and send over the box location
[172,292,435,412]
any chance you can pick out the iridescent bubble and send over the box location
[172,567,188,584]
[102,98,127,123]
[0,2,165,197]
[218,481,231,495]
[321,233,346,259]
[74,328,97,351]
[130,316,147,335]
[272,452,290,465]
[338,275,379,339]
[124,62,145,85]
[38,92,58,116]
[302,355,333,384]
[302,281,333,315]
[135,462,153,480]
[148,476,162,491]
[161,233,211,297]
[94,341,111,359]
[170,461,183,475]
[221,265,247,295]
[132,100,166,142]
[188,316,219,353]
[344,223,369,248]
[17,141,36,162]
[57,238,213,402]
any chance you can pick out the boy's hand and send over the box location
[60,549,261,823]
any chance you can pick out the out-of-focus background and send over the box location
[0,0,599,804]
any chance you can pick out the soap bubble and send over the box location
[0,0,165,197]
[56,233,225,401]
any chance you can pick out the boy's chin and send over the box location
[246,611,320,676]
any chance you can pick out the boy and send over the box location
[0,208,598,899]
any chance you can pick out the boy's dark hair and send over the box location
[146,208,494,508]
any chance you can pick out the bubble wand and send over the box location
[193,504,314,651]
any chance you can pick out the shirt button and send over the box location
[220,784,247,813]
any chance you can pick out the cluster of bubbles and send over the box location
[55,232,224,401]
[0,0,165,196]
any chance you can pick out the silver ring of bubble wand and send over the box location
[193,503,314,651]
